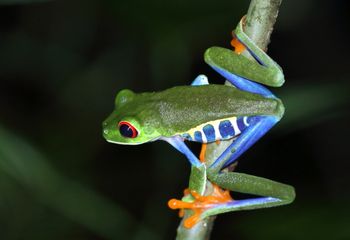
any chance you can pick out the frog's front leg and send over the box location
[161,136,203,168]
[162,74,209,168]
[160,73,214,188]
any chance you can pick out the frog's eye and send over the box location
[118,121,138,138]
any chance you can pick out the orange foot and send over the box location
[168,184,233,228]
[231,37,246,54]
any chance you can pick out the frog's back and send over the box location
[126,84,283,137]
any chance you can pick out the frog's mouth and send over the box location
[103,129,160,145]
[105,139,143,145]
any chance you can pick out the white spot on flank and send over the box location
[213,122,221,140]
[201,129,208,143]
[180,117,239,142]
[232,118,241,135]
[243,116,250,126]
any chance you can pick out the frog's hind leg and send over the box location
[169,171,295,228]
[204,47,275,98]
[205,171,295,218]
[209,115,279,172]
[210,63,275,98]
[204,18,284,97]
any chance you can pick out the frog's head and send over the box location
[102,89,161,145]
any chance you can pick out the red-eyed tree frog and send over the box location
[102,17,295,228]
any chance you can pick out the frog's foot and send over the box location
[168,184,233,228]
[231,37,246,54]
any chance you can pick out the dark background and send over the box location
[0,0,349,239]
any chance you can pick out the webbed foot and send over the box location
[168,184,233,228]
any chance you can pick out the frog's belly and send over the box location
[180,116,251,143]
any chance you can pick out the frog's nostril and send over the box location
[103,129,109,135]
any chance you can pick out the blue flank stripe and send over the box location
[181,133,192,141]
[194,131,203,142]
[219,120,235,139]
[237,117,248,132]
[203,124,216,142]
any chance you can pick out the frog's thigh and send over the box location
[209,115,278,170]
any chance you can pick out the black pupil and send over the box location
[119,124,135,138]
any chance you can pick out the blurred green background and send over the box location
[0,0,349,239]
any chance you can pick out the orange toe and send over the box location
[231,37,246,54]
[168,184,233,228]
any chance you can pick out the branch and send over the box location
[245,0,282,51]
[176,0,282,239]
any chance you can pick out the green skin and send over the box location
[102,85,283,143]
[103,17,295,223]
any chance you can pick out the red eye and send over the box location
[118,121,138,138]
